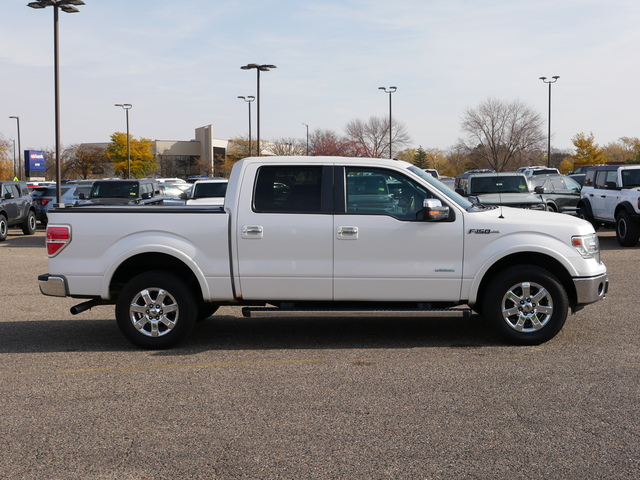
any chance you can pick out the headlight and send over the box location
[572,233,600,262]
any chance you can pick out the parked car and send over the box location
[570,165,605,175]
[520,167,560,177]
[181,178,228,205]
[32,182,94,225]
[0,180,37,241]
[158,183,190,205]
[528,174,582,214]
[578,165,640,246]
[455,172,546,210]
[78,179,163,206]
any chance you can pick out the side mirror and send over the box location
[3,192,13,200]
[141,192,152,200]
[455,187,465,196]
[78,193,86,200]
[179,192,188,200]
[534,186,545,194]
[420,198,449,221]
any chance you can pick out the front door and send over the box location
[333,166,464,302]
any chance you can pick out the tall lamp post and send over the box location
[539,76,560,167]
[238,96,255,157]
[240,64,276,157]
[302,123,309,156]
[114,103,132,178]
[8,116,21,179]
[28,0,85,205]
[378,86,397,159]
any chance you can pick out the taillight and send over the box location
[46,225,71,256]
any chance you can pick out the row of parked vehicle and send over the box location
[445,164,640,247]
[0,176,229,240]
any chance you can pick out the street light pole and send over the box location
[28,0,85,205]
[238,96,255,157]
[8,116,21,180]
[539,76,560,167]
[379,86,397,159]
[115,104,132,178]
[240,64,276,157]
[302,123,309,156]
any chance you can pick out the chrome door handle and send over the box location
[242,225,263,239]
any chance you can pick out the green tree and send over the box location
[107,132,157,178]
[413,146,429,169]
[569,132,606,168]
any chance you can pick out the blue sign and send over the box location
[25,150,46,175]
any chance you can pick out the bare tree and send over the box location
[345,116,412,158]
[64,144,110,179]
[268,137,305,156]
[460,98,545,171]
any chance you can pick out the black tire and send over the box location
[616,210,640,247]
[116,271,197,349]
[484,265,569,345]
[198,302,220,321]
[21,210,37,235]
[546,203,557,213]
[578,205,599,231]
[0,215,7,242]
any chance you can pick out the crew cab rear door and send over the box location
[234,163,334,300]
[333,166,464,302]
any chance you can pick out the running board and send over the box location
[242,307,471,318]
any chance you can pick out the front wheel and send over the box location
[484,266,568,345]
[578,206,599,231]
[116,271,197,349]
[0,215,7,242]
[616,210,640,247]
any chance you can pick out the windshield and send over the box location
[621,169,640,188]
[470,175,529,194]
[408,166,473,209]
[91,181,139,198]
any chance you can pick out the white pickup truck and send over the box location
[39,156,608,349]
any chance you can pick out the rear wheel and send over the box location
[484,265,568,345]
[116,271,197,349]
[21,210,37,235]
[616,210,640,247]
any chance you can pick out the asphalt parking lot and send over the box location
[1,227,638,479]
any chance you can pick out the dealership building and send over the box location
[81,125,229,178]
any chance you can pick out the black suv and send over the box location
[78,179,163,205]
[0,181,37,241]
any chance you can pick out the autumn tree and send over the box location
[0,134,14,180]
[308,129,361,157]
[604,137,640,164]
[568,132,606,168]
[107,132,157,178]
[65,144,110,179]
[460,97,546,171]
[344,116,412,158]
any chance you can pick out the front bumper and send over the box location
[573,272,609,310]
[38,273,68,297]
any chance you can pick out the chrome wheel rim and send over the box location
[501,281,553,333]
[129,287,179,337]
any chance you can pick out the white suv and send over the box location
[578,165,640,246]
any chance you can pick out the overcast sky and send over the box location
[1,0,639,155]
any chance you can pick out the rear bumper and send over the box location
[573,272,609,309]
[38,273,68,297]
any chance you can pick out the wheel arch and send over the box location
[108,252,205,303]
[474,252,577,311]
[615,201,636,217]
